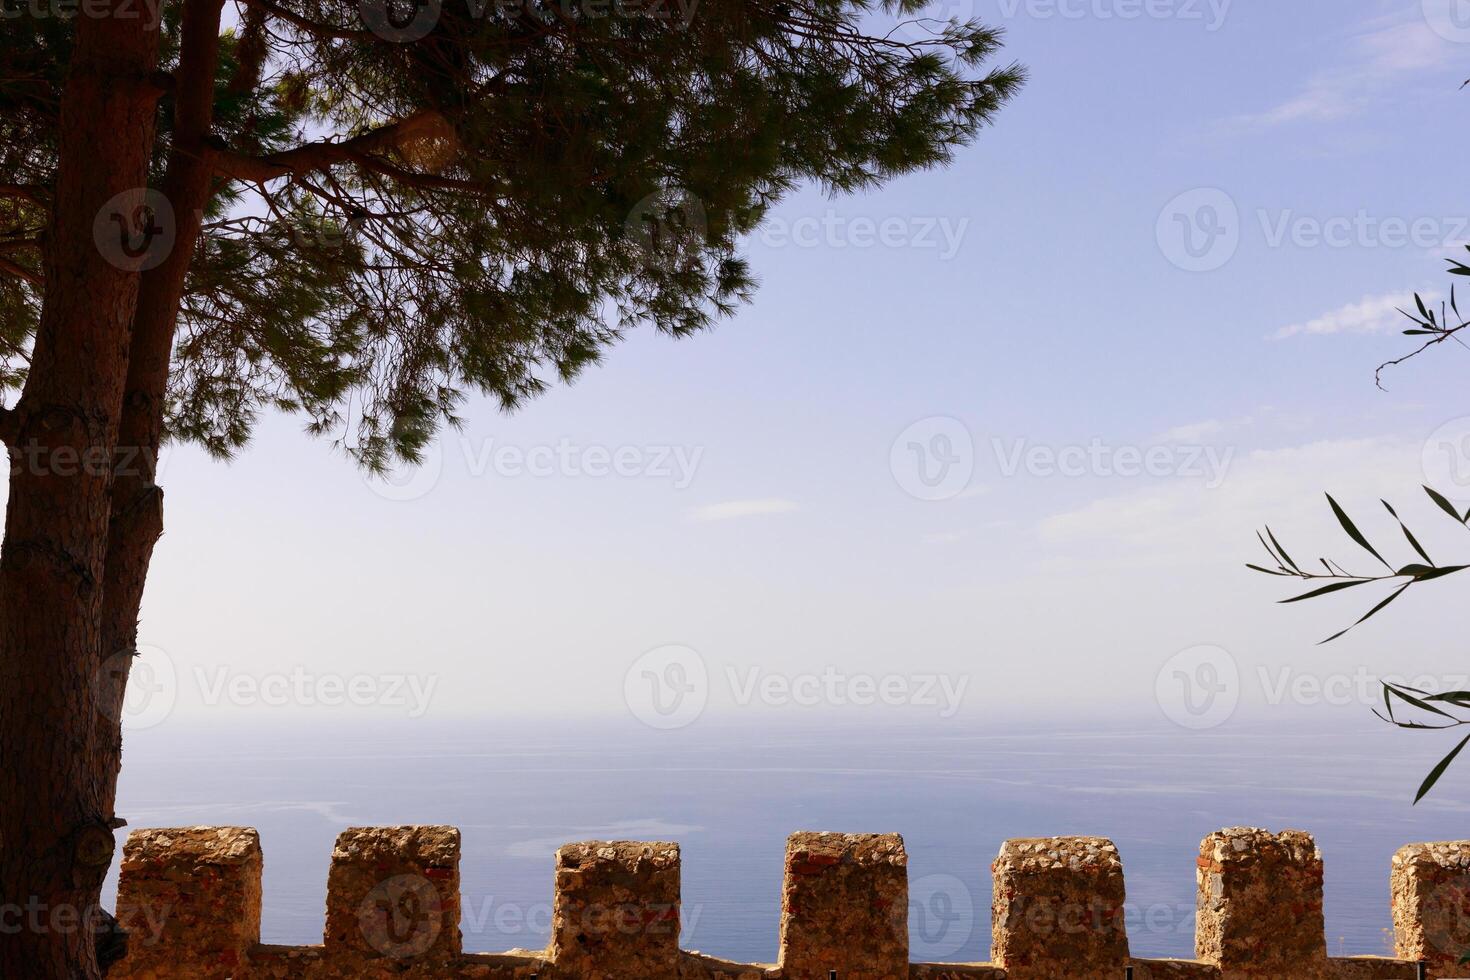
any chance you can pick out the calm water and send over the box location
[102,717,1470,963]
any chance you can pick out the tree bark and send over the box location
[97,0,226,814]
[0,6,161,979]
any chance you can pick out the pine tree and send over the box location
[0,2,1021,974]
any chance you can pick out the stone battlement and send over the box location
[108,825,1470,979]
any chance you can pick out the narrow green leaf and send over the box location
[1320,581,1411,643]
[1386,684,1457,720]
[1280,579,1374,603]
[1413,564,1470,582]
[1417,293,1432,320]
[1256,530,1285,569]
[1426,486,1464,522]
[1384,500,1433,566]
[1246,563,1291,576]
[1326,494,1391,571]
[1415,733,1470,804]
[1265,526,1301,574]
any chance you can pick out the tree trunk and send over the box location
[97,0,226,822]
[0,7,161,979]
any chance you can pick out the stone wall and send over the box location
[109,825,1469,979]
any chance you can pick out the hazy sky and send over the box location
[114,0,1470,741]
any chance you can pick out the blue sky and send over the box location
[120,0,1470,739]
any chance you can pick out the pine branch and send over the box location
[213,110,452,184]
[0,255,42,287]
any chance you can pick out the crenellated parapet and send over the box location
[108,825,1470,979]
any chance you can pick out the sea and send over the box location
[101,716,1470,964]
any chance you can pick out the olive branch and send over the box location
[1251,486,1470,802]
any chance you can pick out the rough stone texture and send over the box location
[910,965,1008,978]
[1196,827,1328,980]
[325,825,462,965]
[549,840,682,977]
[112,826,262,980]
[1328,958,1420,979]
[680,951,777,979]
[778,831,908,980]
[103,824,1444,980]
[1128,960,1222,979]
[990,836,1129,980]
[1392,841,1470,977]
